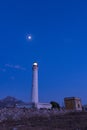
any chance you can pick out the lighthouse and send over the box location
[32,62,38,107]
[31,62,51,109]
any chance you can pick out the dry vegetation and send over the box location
[0,109,87,130]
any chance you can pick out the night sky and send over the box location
[0,0,87,105]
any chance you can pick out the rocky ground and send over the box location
[0,108,86,130]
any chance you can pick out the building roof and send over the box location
[64,97,81,100]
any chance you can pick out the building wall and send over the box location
[64,99,75,110]
[75,99,82,111]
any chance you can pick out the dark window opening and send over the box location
[78,104,80,108]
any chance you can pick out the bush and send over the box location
[50,101,60,110]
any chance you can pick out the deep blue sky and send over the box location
[0,0,87,105]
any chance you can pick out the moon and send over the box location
[28,35,32,40]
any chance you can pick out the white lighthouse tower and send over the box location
[31,62,51,109]
[32,62,38,107]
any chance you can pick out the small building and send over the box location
[64,97,82,111]
[16,103,33,108]
[36,103,52,109]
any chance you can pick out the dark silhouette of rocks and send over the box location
[0,96,25,108]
